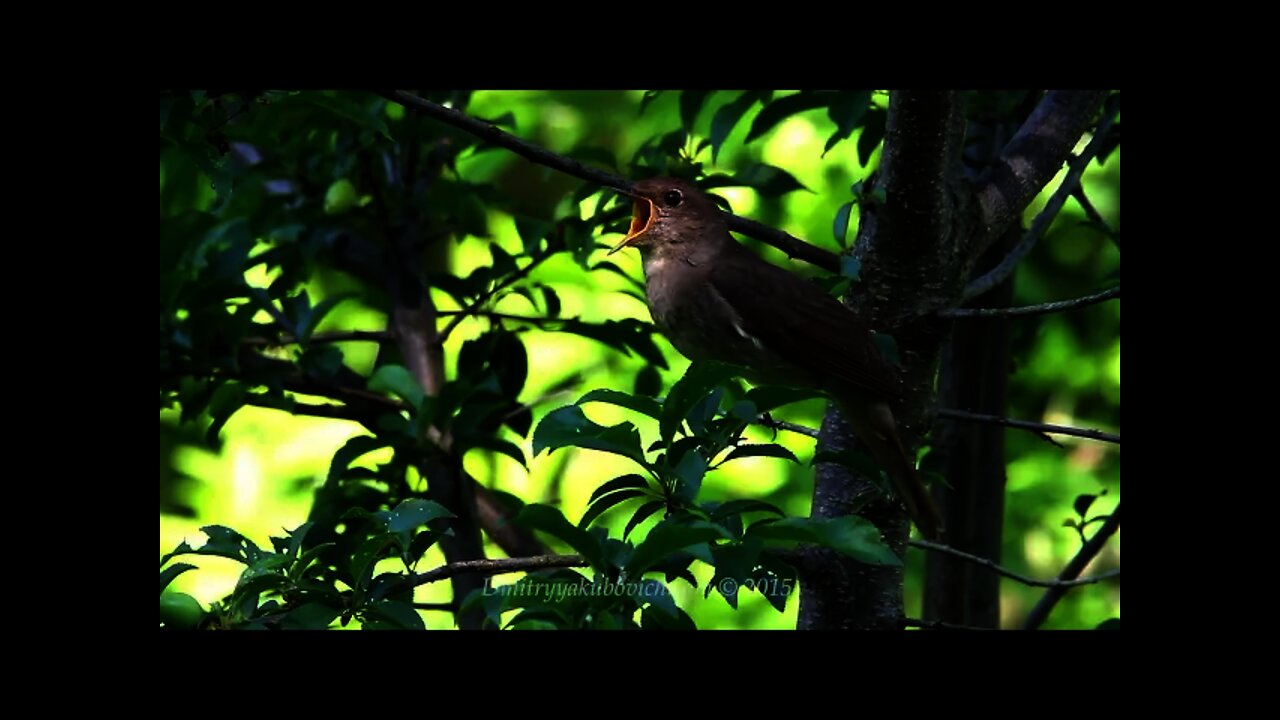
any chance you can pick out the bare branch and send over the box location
[943,285,1120,319]
[380,90,840,272]
[437,252,553,345]
[910,540,1120,589]
[903,617,998,631]
[241,330,393,347]
[966,95,1118,300]
[974,90,1111,246]
[1022,504,1122,629]
[242,396,370,422]
[409,554,588,588]
[937,408,1118,445]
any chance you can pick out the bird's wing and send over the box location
[708,249,901,400]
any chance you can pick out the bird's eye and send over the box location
[662,189,683,207]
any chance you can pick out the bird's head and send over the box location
[607,177,728,256]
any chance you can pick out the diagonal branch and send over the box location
[380,90,839,272]
[437,251,553,345]
[937,408,1119,445]
[973,90,1110,251]
[911,539,1120,589]
[943,285,1120,318]
[966,96,1119,300]
[1022,503,1122,629]
[409,554,587,588]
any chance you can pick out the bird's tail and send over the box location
[876,430,945,541]
[840,398,945,540]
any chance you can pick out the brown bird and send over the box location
[608,176,944,540]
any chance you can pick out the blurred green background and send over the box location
[160,90,1119,629]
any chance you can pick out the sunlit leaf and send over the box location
[748,516,900,566]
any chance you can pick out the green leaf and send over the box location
[365,600,425,630]
[160,563,197,595]
[871,331,900,365]
[326,435,389,487]
[385,498,455,534]
[281,603,341,630]
[707,537,764,608]
[160,592,205,629]
[661,362,740,442]
[746,92,831,143]
[823,90,873,156]
[710,499,785,523]
[368,365,425,409]
[580,489,648,529]
[719,444,800,465]
[206,381,247,443]
[539,285,561,317]
[856,107,887,167]
[296,293,353,343]
[1074,494,1098,517]
[672,449,708,502]
[748,516,901,566]
[577,389,662,420]
[160,525,266,566]
[840,256,862,280]
[639,90,666,115]
[517,504,603,569]
[625,500,666,540]
[465,437,528,469]
[626,519,731,577]
[833,201,855,248]
[532,405,649,469]
[588,474,653,505]
[680,90,716,130]
[515,218,551,255]
[293,92,391,140]
[744,385,826,413]
[641,603,697,630]
[709,163,809,197]
[710,91,764,163]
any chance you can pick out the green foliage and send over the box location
[161,89,1119,631]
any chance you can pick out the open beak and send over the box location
[606,186,655,255]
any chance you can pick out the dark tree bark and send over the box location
[798,90,1109,630]
[924,227,1016,628]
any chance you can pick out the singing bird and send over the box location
[608,176,944,540]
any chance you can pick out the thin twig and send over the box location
[242,396,371,421]
[1023,503,1122,630]
[903,617,997,631]
[937,408,1119,445]
[965,99,1120,301]
[409,554,588,588]
[437,252,553,345]
[380,90,840,272]
[910,540,1120,589]
[241,330,393,346]
[754,416,821,439]
[943,285,1120,319]
[1071,185,1111,234]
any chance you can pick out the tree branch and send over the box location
[1022,504,1122,629]
[380,90,840,272]
[937,408,1119,445]
[966,97,1119,300]
[241,330,393,347]
[437,251,553,345]
[910,540,1120,589]
[973,90,1111,251]
[903,617,998,631]
[409,554,587,588]
[943,285,1119,319]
